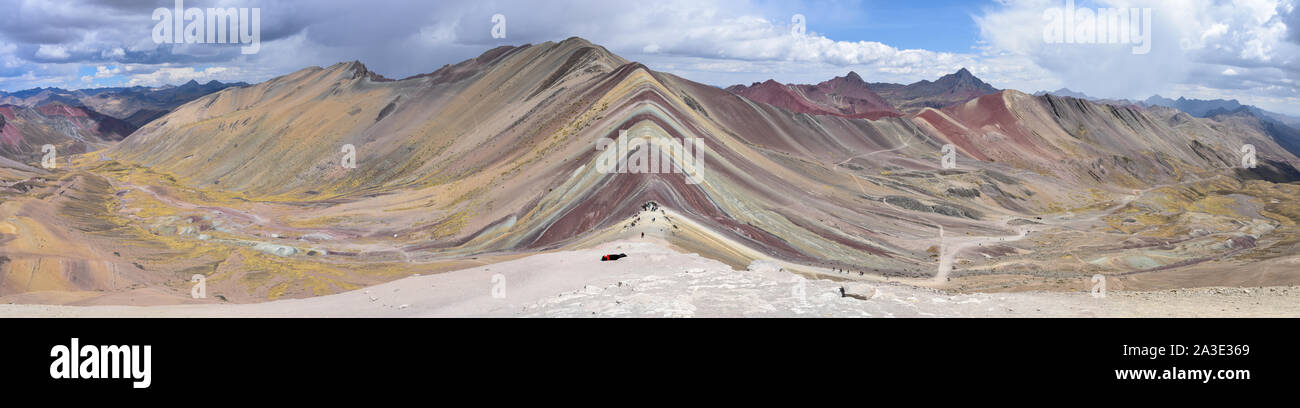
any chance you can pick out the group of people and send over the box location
[628,203,682,239]
[831,267,865,277]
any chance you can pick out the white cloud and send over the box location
[35,44,70,60]
[556,3,978,73]
[101,47,125,59]
[0,42,20,70]
[975,0,1300,113]
[94,65,120,78]
[125,66,235,87]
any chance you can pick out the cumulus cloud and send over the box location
[35,44,71,60]
[124,66,234,86]
[95,65,121,78]
[976,0,1300,113]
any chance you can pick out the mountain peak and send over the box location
[942,68,995,90]
[727,73,900,120]
[326,60,391,81]
[947,68,981,83]
[867,68,998,112]
[559,36,595,47]
[325,60,366,72]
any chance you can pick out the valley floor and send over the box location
[2,240,1295,318]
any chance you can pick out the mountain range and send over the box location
[1034,89,1300,127]
[0,80,248,126]
[725,72,902,120]
[1033,88,1092,99]
[868,68,1000,112]
[724,68,1000,119]
[3,37,1300,305]
[1142,95,1300,127]
[0,80,244,164]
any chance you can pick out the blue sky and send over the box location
[811,0,991,53]
[1,0,1298,115]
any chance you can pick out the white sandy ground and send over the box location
[0,240,1297,317]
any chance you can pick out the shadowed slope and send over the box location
[0,103,134,163]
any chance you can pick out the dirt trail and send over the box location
[935,221,1031,282]
[835,131,914,166]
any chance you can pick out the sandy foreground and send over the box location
[0,240,1297,318]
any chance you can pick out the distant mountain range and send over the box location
[868,68,1000,112]
[0,80,245,163]
[1034,88,1092,99]
[1030,88,1300,158]
[725,68,1000,119]
[725,72,902,120]
[1142,95,1300,127]
[0,80,248,127]
[1033,89,1300,128]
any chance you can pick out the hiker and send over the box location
[641,232,644,238]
